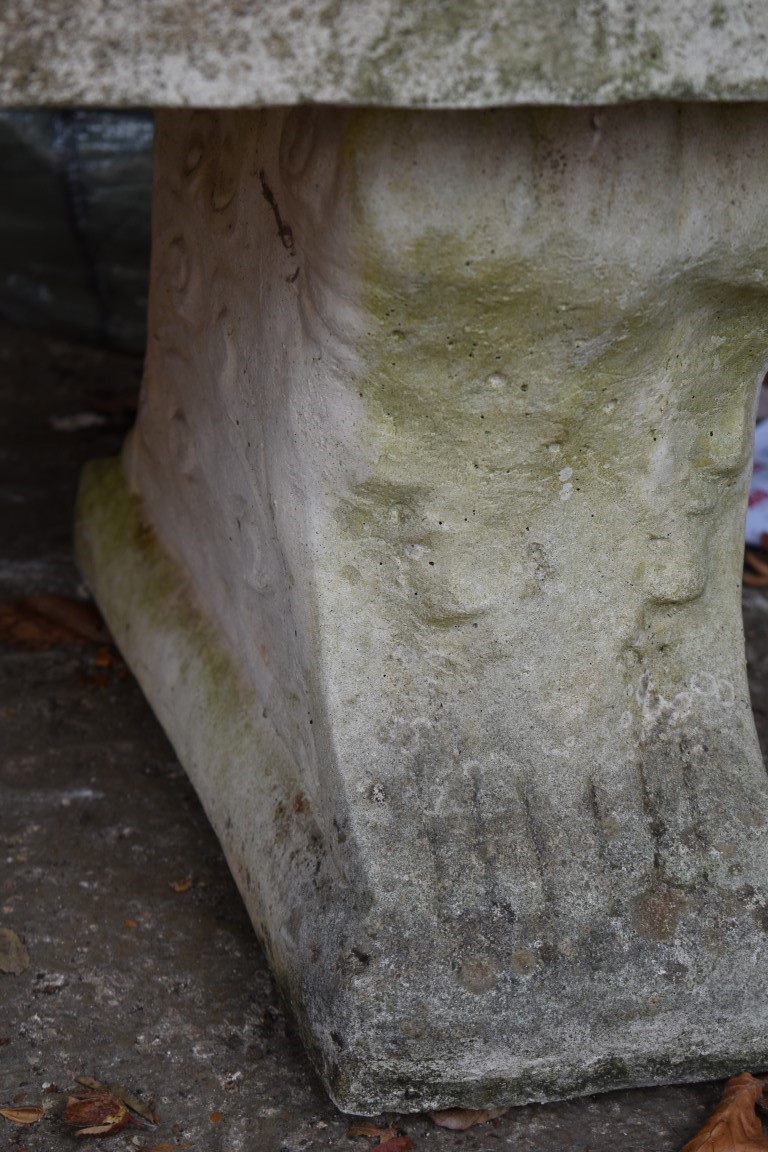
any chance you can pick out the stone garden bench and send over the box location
[4,0,768,1115]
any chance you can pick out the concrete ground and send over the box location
[1,318,766,1151]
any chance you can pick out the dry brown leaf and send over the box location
[429,1106,508,1131]
[124,918,139,929]
[63,1092,130,1137]
[679,1073,768,1152]
[743,569,768,587]
[138,1144,182,1151]
[94,647,123,668]
[75,1077,157,1126]
[139,1144,192,1151]
[746,549,768,577]
[106,1082,158,1126]
[376,1139,415,1152]
[745,539,768,586]
[0,1105,43,1124]
[169,878,194,894]
[0,927,30,974]
[25,596,110,644]
[0,596,111,651]
[76,670,110,690]
[348,1120,399,1142]
[210,1110,224,1123]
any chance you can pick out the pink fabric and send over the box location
[746,420,768,546]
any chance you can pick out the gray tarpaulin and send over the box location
[0,110,153,351]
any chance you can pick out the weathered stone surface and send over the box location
[76,104,768,1113]
[3,1,768,108]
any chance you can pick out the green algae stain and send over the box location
[75,453,354,1108]
[75,455,270,794]
[326,108,768,711]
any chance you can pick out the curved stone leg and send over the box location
[76,104,768,1113]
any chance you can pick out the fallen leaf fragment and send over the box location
[348,1121,399,1143]
[77,670,109,689]
[429,1106,509,1131]
[679,1072,768,1152]
[0,596,111,650]
[376,1139,415,1152]
[0,1105,43,1124]
[169,878,194,893]
[0,927,30,974]
[75,1077,157,1126]
[63,1092,130,1137]
[743,570,768,587]
[210,1110,224,1123]
[744,537,768,587]
[140,1144,192,1151]
[744,550,768,587]
[107,1083,157,1126]
[124,918,139,929]
[94,647,123,668]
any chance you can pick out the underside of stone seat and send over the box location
[4,1,768,107]
[76,103,768,1114]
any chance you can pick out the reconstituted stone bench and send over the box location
[5,0,768,1116]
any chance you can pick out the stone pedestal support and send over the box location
[76,104,768,1113]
